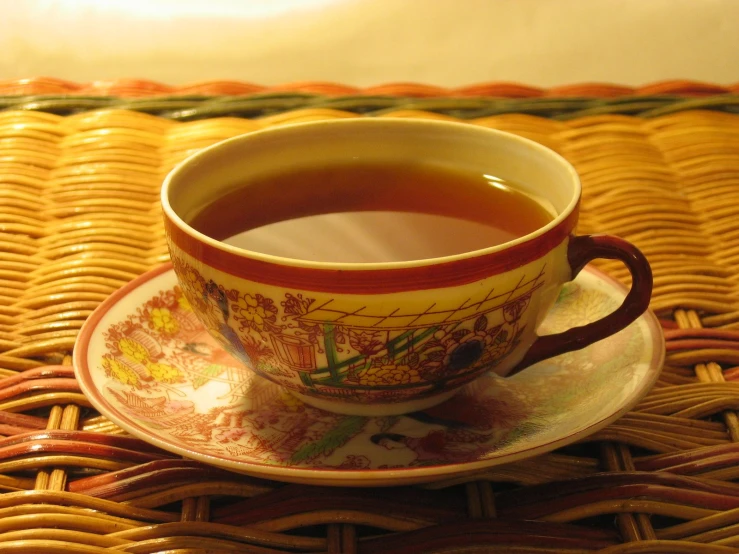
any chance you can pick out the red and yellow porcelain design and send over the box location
[74,265,664,486]
[162,119,652,415]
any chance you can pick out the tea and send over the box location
[189,162,554,263]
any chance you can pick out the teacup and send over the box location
[161,119,652,416]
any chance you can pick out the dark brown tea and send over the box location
[189,163,554,263]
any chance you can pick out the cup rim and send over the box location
[161,118,581,271]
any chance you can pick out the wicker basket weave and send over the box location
[1,78,739,553]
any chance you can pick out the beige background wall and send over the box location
[1,0,736,87]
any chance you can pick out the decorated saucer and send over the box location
[74,263,664,487]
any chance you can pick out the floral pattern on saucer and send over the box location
[75,264,664,485]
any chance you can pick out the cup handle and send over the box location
[508,234,653,376]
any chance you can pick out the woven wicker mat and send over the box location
[2,82,739,553]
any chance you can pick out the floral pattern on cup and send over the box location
[87,265,659,475]
[169,255,542,405]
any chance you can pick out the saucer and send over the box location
[74,263,664,487]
